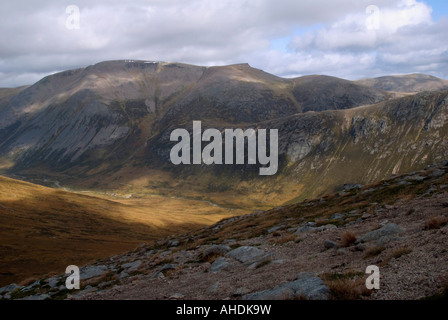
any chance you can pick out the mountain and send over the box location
[356,73,448,93]
[1,61,448,297]
[0,60,448,209]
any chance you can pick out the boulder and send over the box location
[357,223,404,243]
[210,257,231,273]
[0,283,21,295]
[80,265,109,280]
[18,294,50,300]
[331,213,344,220]
[324,240,340,250]
[226,246,265,264]
[121,260,142,272]
[243,273,329,300]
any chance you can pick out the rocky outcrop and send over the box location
[242,273,329,300]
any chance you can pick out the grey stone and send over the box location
[331,213,344,220]
[160,250,172,257]
[294,225,314,234]
[343,184,363,191]
[210,282,220,294]
[420,185,438,197]
[118,271,129,279]
[119,255,130,262]
[248,253,274,269]
[376,235,400,246]
[152,271,165,279]
[273,259,284,264]
[159,264,177,273]
[169,293,185,299]
[406,175,425,182]
[243,273,329,300]
[234,287,250,296]
[47,277,60,289]
[357,223,404,243]
[122,260,142,272]
[210,257,231,273]
[315,224,337,232]
[226,246,265,264]
[268,225,282,233]
[80,265,108,280]
[429,169,445,178]
[361,213,371,219]
[18,294,50,301]
[21,280,40,291]
[69,286,97,299]
[144,250,155,258]
[168,240,180,247]
[324,240,340,250]
[0,283,21,295]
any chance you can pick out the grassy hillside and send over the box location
[0,175,242,287]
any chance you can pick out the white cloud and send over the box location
[0,0,447,87]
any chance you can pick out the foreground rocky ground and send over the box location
[1,162,448,300]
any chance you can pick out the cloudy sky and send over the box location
[0,0,447,87]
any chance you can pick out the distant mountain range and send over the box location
[0,60,447,206]
[356,73,448,93]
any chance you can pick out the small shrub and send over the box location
[381,247,412,266]
[201,252,221,263]
[423,216,448,230]
[270,234,296,245]
[272,231,282,237]
[340,231,357,247]
[363,246,385,259]
[322,275,371,300]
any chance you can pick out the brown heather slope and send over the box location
[0,175,241,287]
[74,161,448,300]
[2,160,446,300]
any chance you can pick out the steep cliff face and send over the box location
[274,91,448,201]
[0,60,447,205]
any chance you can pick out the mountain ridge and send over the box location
[0,60,448,207]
